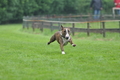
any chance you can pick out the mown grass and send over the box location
[0,24,120,80]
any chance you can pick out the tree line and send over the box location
[0,0,114,24]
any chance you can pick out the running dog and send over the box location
[47,25,76,54]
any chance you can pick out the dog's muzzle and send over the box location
[65,37,69,40]
[65,33,70,40]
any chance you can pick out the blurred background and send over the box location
[0,0,115,24]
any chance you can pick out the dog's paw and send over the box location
[47,42,50,45]
[72,44,76,47]
[62,51,65,54]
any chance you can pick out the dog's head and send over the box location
[61,25,71,40]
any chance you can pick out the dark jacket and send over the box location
[90,0,102,10]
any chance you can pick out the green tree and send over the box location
[50,0,64,14]
[0,0,115,24]
[0,0,8,23]
[63,0,78,14]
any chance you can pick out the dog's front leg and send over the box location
[57,38,66,54]
[60,44,65,54]
[69,39,76,47]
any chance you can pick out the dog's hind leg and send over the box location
[47,35,56,45]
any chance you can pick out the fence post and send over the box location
[40,22,43,32]
[50,22,53,32]
[87,22,90,36]
[72,23,75,36]
[119,21,120,28]
[23,21,25,29]
[32,21,35,32]
[102,22,106,37]
[22,17,25,29]
[119,21,120,36]
[58,23,61,31]
[27,21,29,29]
[100,22,102,29]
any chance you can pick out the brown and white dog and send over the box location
[47,25,76,54]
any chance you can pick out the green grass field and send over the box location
[0,24,120,80]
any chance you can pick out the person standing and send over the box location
[114,0,120,15]
[90,0,103,20]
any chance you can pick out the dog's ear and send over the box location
[61,25,64,30]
